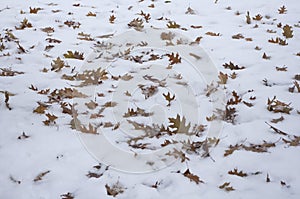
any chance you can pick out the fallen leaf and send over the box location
[183,169,203,184]
[63,51,84,60]
[34,170,50,182]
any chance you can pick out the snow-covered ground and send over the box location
[0,0,299,198]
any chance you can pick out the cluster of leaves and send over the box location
[66,68,108,87]
[210,91,251,124]
[268,37,288,46]
[31,86,87,127]
[181,138,219,157]
[128,18,144,31]
[138,84,158,99]
[15,18,32,30]
[267,96,293,114]
[266,122,300,147]
[77,32,94,41]
[105,182,125,197]
[51,57,69,72]
[41,113,57,126]
[86,164,108,179]
[289,81,300,93]
[64,20,81,29]
[219,182,235,192]
[126,114,208,153]
[138,10,151,22]
[224,140,276,156]
[48,88,87,102]
[123,107,153,118]
[0,68,24,76]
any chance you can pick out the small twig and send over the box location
[4,91,12,110]
[265,122,288,136]
[0,6,10,12]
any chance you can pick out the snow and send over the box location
[0,0,299,198]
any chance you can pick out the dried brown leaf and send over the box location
[183,169,203,184]
[223,62,245,70]
[34,170,50,182]
[228,168,248,177]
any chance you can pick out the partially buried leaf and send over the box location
[63,51,84,60]
[183,169,203,184]
[34,170,50,182]
[51,57,68,72]
[85,100,98,109]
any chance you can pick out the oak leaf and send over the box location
[163,92,175,106]
[183,169,203,184]
[168,114,191,134]
[63,51,84,60]
[34,170,50,182]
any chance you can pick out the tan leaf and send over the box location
[271,116,284,123]
[105,183,125,197]
[121,73,133,81]
[63,51,84,60]
[168,114,190,134]
[34,170,50,182]
[166,148,189,162]
[128,18,144,31]
[219,182,235,192]
[86,11,96,17]
[51,57,68,72]
[183,169,203,184]
[33,104,48,114]
[282,25,293,38]
[85,100,98,109]
[79,123,98,134]
[41,27,54,33]
[167,21,180,29]
[205,32,221,36]
[218,72,228,84]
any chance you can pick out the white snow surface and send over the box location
[0,0,299,198]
